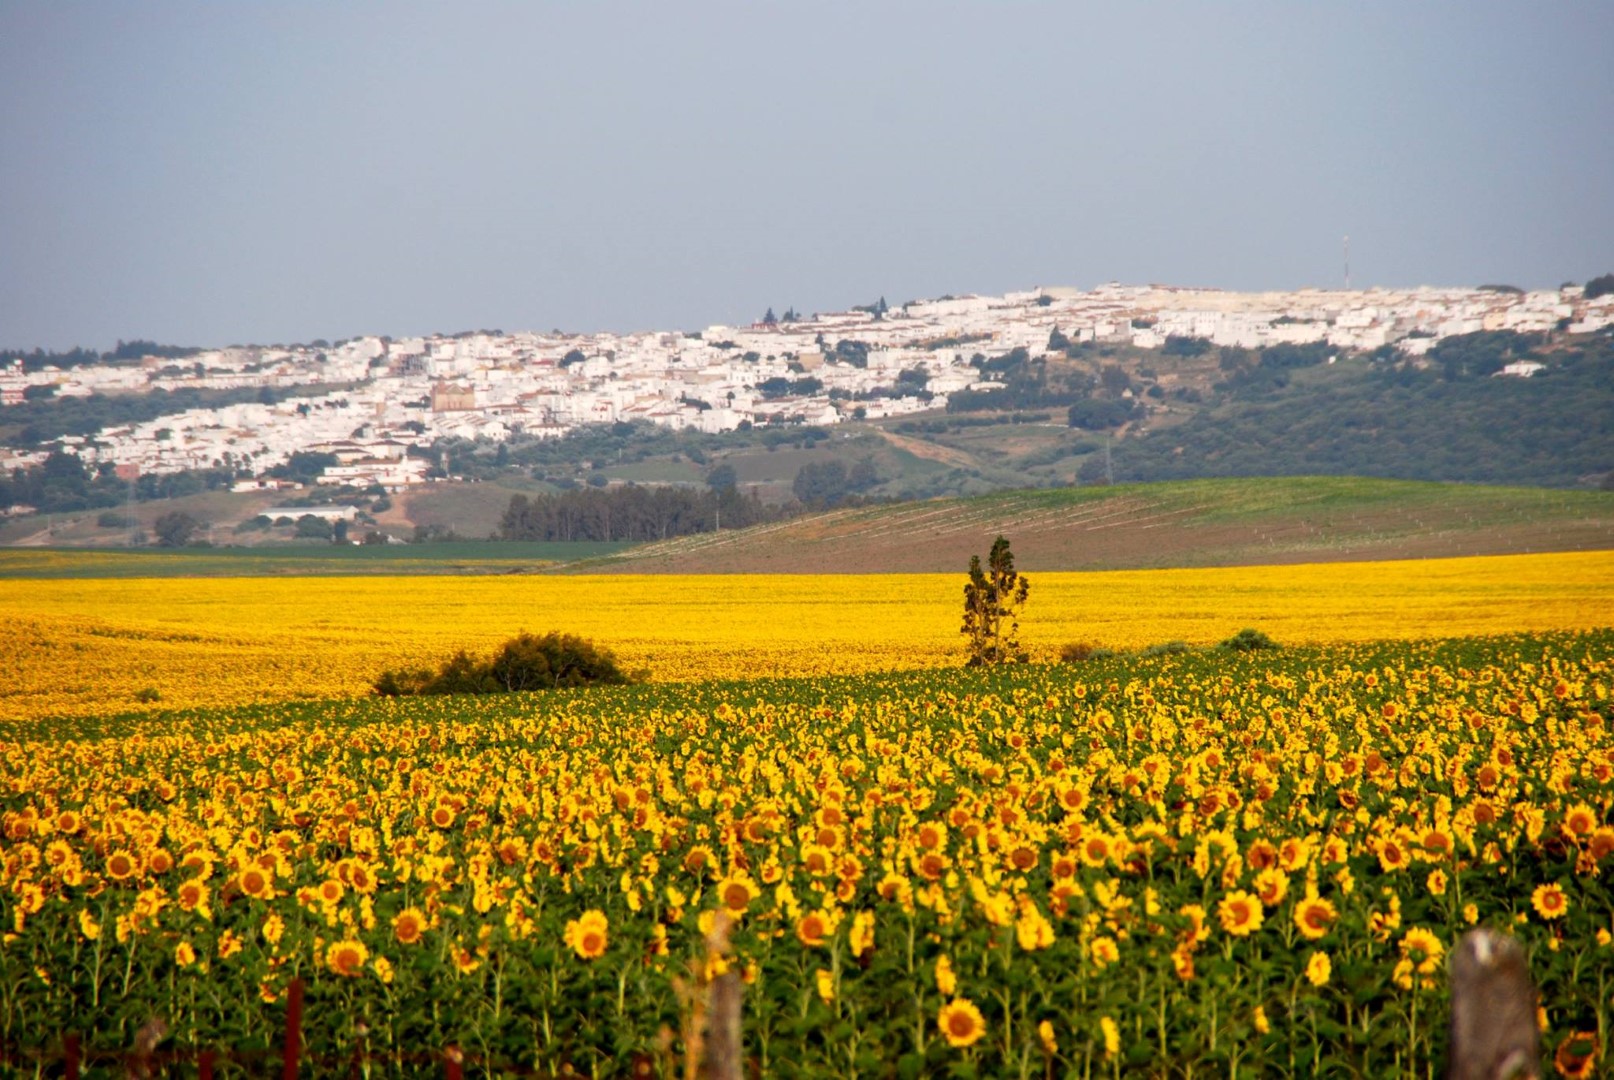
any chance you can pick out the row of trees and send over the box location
[2,383,343,450]
[791,458,880,508]
[498,484,782,543]
[0,340,202,373]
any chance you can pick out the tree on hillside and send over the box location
[706,464,738,493]
[153,511,202,547]
[961,535,1030,666]
[1585,273,1614,300]
[793,461,848,507]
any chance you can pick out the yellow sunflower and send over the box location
[326,939,369,977]
[393,907,427,945]
[1531,883,1569,921]
[565,910,609,960]
[1292,896,1337,941]
[937,998,986,1048]
[1217,891,1263,937]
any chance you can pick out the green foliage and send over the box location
[1058,641,1108,663]
[486,632,635,691]
[833,340,870,367]
[412,523,460,543]
[1426,330,1542,380]
[1220,627,1279,652]
[1110,331,1614,488]
[374,631,636,697]
[0,344,103,372]
[1066,397,1136,430]
[1139,639,1192,657]
[791,458,879,508]
[0,383,337,449]
[961,535,1030,666]
[758,375,824,399]
[950,349,1093,414]
[294,514,334,541]
[705,463,738,493]
[270,450,340,484]
[1162,334,1213,355]
[1162,335,1213,356]
[500,484,779,542]
[1582,273,1614,299]
[153,510,202,547]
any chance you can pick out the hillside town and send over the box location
[3,281,1610,490]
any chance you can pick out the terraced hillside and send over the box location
[573,477,1614,573]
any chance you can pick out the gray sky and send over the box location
[2,2,1611,351]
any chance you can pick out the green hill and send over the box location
[571,477,1614,573]
[1107,335,1614,487]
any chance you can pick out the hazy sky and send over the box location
[3,2,1611,351]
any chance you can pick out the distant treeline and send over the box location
[0,385,297,448]
[498,485,787,543]
[0,451,236,514]
[1,340,202,373]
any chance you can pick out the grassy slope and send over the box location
[8,477,1611,577]
[570,476,1614,573]
[0,541,633,579]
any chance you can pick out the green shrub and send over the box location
[374,632,635,696]
[1220,628,1279,652]
[1059,641,1103,663]
[1140,640,1192,657]
[487,632,632,691]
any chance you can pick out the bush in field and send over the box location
[1140,639,1192,657]
[1059,641,1106,663]
[1059,641,1096,663]
[487,632,633,691]
[374,632,634,696]
[1220,627,1279,651]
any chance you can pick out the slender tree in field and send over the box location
[961,535,1030,666]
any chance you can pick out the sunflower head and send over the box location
[937,998,986,1048]
[326,939,369,977]
[1531,883,1569,920]
[565,910,609,960]
[393,907,426,945]
[1293,896,1337,941]
[1217,891,1264,937]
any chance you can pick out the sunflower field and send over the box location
[3,551,1612,721]
[2,629,1612,1076]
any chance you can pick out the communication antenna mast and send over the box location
[127,465,139,547]
[1343,235,1351,291]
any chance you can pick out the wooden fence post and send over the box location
[444,1045,464,1080]
[64,1034,80,1080]
[1449,928,1539,1080]
[282,978,305,1080]
[198,1048,216,1080]
[128,1017,168,1079]
[706,970,744,1080]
